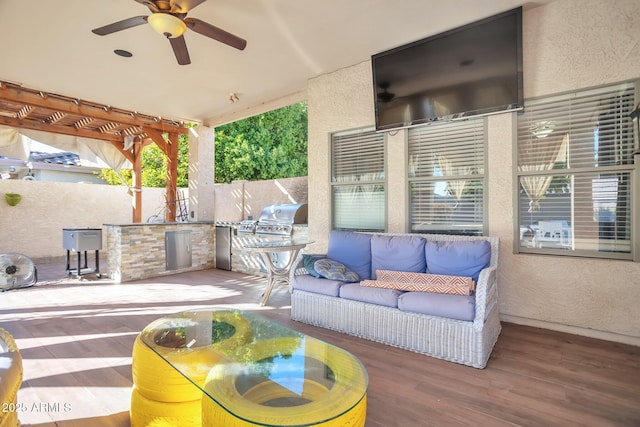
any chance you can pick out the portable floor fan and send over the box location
[0,253,38,291]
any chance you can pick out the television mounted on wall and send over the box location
[372,7,523,131]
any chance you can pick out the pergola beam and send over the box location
[0,115,123,143]
[0,81,191,223]
[0,82,188,134]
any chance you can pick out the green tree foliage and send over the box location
[99,133,190,187]
[214,102,308,183]
[100,102,308,186]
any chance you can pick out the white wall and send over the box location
[0,180,168,260]
[306,0,640,345]
[213,177,308,221]
[0,176,308,260]
[188,125,216,222]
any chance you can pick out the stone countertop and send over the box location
[103,221,217,227]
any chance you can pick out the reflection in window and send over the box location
[516,82,635,258]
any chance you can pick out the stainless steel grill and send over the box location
[256,203,308,236]
[238,220,258,234]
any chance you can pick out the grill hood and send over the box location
[258,203,308,224]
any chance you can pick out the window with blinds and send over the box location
[408,118,486,235]
[516,81,636,258]
[331,128,386,231]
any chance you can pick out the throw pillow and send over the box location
[425,240,491,282]
[314,258,360,283]
[363,270,474,295]
[302,254,326,278]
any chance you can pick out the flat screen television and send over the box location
[372,7,523,131]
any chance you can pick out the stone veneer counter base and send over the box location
[105,222,216,282]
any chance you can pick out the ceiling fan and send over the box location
[377,82,395,104]
[92,0,246,65]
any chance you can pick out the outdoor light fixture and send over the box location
[531,120,555,138]
[147,13,187,38]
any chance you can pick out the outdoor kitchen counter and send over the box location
[104,221,218,227]
[103,222,217,282]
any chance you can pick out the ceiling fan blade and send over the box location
[184,17,246,50]
[170,0,207,14]
[135,0,160,13]
[169,36,191,65]
[92,16,148,36]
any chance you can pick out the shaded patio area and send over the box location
[1,262,638,427]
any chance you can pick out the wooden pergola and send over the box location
[0,81,190,222]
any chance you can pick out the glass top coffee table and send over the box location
[139,309,368,426]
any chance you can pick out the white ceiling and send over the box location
[0,0,553,126]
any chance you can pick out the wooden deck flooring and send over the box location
[1,262,639,426]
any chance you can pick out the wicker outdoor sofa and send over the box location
[288,232,501,369]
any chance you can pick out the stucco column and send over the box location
[188,125,215,221]
[487,113,515,240]
[386,129,408,233]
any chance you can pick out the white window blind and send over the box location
[408,118,486,235]
[331,128,385,231]
[516,82,636,258]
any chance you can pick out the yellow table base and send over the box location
[0,328,23,427]
[131,311,368,427]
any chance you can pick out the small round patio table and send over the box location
[245,238,312,306]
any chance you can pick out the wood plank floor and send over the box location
[1,261,639,426]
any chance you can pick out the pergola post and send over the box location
[142,127,181,223]
[132,138,143,223]
[165,132,179,222]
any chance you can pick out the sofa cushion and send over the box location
[302,254,326,278]
[425,240,491,282]
[314,259,359,282]
[291,274,345,297]
[398,292,475,321]
[371,235,426,279]
[339,283,402,308]
[326,231,372,280]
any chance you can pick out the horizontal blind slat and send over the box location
[331,128,386,231]
[408,118,486,235]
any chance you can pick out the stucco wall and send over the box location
[306,0,640,345]
[213,176,308,221]
[0,180,168,260]
[0,176,308,262]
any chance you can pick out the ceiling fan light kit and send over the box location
[148,13,186,38]
[91,0,246,65]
